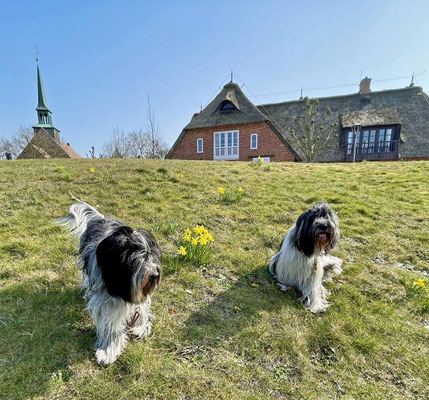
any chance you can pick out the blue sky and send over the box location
[1,0,429,156]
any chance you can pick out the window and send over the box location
[219,100,237,112]
[197,138,203,153]
[213,131,239,160]
[250,134,258,150]
[345,126,396,157]
[347,131,360,155]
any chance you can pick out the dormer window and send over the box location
[219,100,237,112]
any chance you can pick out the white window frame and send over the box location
[197,138,203,153]
[213,130,239,160]
[250,133,258,150]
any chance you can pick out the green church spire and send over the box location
[36,64,52,113]
[33,62,60,142]
[35,63,54,126]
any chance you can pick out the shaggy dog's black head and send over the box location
[293,202,339,257]
[96,226,161,303]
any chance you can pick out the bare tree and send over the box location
[0,125,33,159]
[289,97,337,162]
[100,94,169,159]
[128,129,150,158]
[101,127,133,158]
[86,146,96,158]
[144,92,169,159]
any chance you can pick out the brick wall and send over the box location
[170,121,296,162]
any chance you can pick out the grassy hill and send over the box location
[0,158,428,400]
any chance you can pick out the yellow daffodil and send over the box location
[89,168,95,173]
[185,228,191,236]
[237,187,243,192]
[177,173,184,178]
[199,236,208,246]
[218,187,225,194]
[192,238,198,246]
[184,235,191,242]
[234,306,241,311]
[178,246,187,256]
[414,278,425,287]
[206,233,214,242]
[193,225,206,235]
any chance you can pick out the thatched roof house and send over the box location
[167,77,429,162]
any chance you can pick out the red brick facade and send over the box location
[170,121,296,162]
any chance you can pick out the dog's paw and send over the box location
[308,301,331,313]
[277,282,293,292]
[95,348,120,366]
[323,258,343,280]
[132,322,152,339]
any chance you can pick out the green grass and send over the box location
[0,158,428,399]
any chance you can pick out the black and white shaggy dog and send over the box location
[56,201,162,365]
[269,202,343,313]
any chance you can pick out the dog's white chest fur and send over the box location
[274,228,321,286]
[270,225,343,313]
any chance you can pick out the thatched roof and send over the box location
[341,107,401,128]
[184,82,266,129]
[256,86,427,161]
[168,83,429,161]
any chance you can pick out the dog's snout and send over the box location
[319,224,328,231]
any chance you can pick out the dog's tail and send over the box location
[55,199,104,239]
[269,236,285,277]
[269,252,280,277]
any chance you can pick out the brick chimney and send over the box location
[359,77,371,94]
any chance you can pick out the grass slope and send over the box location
[0,159,428,400]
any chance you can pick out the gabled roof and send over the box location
[61,142,82,158]
[166,82,301,160]
[255,86,427,160]
[184,82,267,129]
[18,128,81,159]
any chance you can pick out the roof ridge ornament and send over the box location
[34,46,39,63]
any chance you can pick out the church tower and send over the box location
[18,59,81,159]
[32,62,60,143]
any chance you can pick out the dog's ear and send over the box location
[330,211,340,250]
[96,226,135,302]
[136,229,161,259]
[293,209,315,256]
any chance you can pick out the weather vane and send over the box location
[34,46,39,63]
